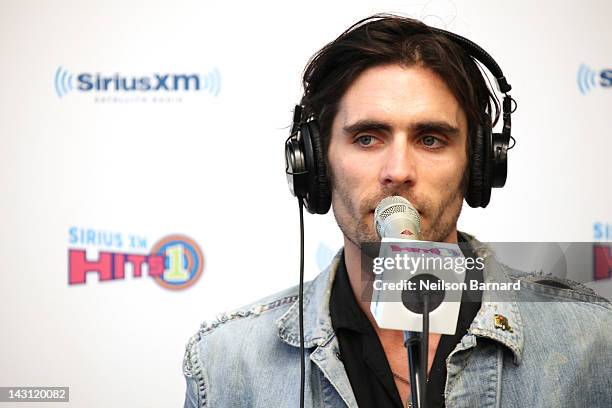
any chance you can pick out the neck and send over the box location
[343,228,459,332]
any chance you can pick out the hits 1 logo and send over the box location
[68,234,204,290]
[594,244,612,281]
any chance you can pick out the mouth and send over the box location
[367,210,375,223]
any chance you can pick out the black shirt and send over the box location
[329,237,483,407]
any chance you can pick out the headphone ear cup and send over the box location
[481,125,492,207]
[491,131,509,188]
[466,122,492,208]
[301,121,332,214]
[285,134,309,198]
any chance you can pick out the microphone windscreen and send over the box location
[374,196,421,240]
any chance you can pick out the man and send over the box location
[183,15,612,407]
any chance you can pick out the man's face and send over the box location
[327,64,469,245]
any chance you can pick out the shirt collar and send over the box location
[276,233,525,364]
[329,253,372,334]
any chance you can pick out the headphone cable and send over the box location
[298,199,305,408]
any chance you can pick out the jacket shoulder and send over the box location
[182,284,304,407]
[501,263,612,309]
[182,283,300,377]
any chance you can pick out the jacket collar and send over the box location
[275,233,525,364]
[464,234,525,364]
[276,253,340,349]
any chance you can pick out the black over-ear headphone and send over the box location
[285,27,516,212]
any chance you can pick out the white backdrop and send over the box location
[1,0,611,406]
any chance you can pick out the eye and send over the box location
[420,135,445,149]
[355,135,377,146]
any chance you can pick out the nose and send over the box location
[379,137,417,189]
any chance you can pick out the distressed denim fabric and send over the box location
[182,236,612,407]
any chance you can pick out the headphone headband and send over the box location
[286,23,516,211]
[429,27,512,94]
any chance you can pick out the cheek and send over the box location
[330,155,375,209]
[416,152,467,191]
[331,155,360,189]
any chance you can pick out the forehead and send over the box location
[334,64,467,132]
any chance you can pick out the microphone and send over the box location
[374,196,444,316]
[371,195,465,408]
[373,196,426,407]
[370,195,465,335]
[374,195,421,240]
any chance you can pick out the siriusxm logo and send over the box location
[54,66,221,98]
[577,64,612,95]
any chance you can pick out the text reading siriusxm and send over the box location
[78,73,202,91]
[54,66,221,98]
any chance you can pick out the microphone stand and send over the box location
[403,331,422,408]
[421,294,429,408]
[403,293,430,408]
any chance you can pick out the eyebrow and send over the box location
[342,119,461,137]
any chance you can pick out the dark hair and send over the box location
[299,14,500,155]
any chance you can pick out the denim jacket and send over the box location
[183,236,612,407]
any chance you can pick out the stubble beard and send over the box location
[330,170,468,247]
